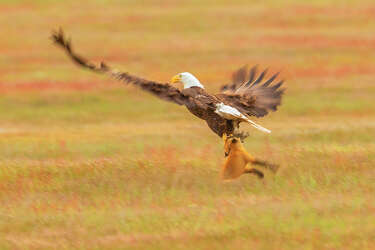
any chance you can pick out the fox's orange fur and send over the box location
[221,137,263,180]
[221,135,280,180]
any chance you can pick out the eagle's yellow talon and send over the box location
[222,133,227,143]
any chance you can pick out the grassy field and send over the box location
[1,0,375,249]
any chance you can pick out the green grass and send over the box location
[1,0,375,249]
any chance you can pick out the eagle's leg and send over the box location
[222,120,235,145]
[222,132,228,144]
[232,121,249,142]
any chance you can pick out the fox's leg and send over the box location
[239,145,256,164]
[244,168,264,178]
[240,145,265,178]
[246,155,280,173]
[230,140,264,178]
[240,142,279,173]
[252,159,279,173]
[238,141,265,178]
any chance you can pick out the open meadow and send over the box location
[1,0,375,249]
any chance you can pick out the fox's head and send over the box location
[224,137,241,157]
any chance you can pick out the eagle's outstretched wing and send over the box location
[51,29,189,105]
[217,65,285,117]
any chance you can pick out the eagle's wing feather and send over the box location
[221,64,248,92]
[51,29,189,106]
[217,65,285,118]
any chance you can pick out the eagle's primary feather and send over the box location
[219,65,285,118]
[51,29,285,140]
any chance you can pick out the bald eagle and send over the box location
[51,29,285,141]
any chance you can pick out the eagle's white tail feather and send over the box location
[215,103,271,134]
[244,117,271,133]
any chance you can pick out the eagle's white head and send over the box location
[170,72,204,89]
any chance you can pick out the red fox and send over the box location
[221,136,279,180]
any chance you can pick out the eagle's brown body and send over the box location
[51,29,285,140]
[181,87,234,137]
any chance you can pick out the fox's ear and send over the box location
[231,138,238,143]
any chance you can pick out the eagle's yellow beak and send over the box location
[170,74,181,84]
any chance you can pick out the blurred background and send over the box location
[1,0,374,249]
